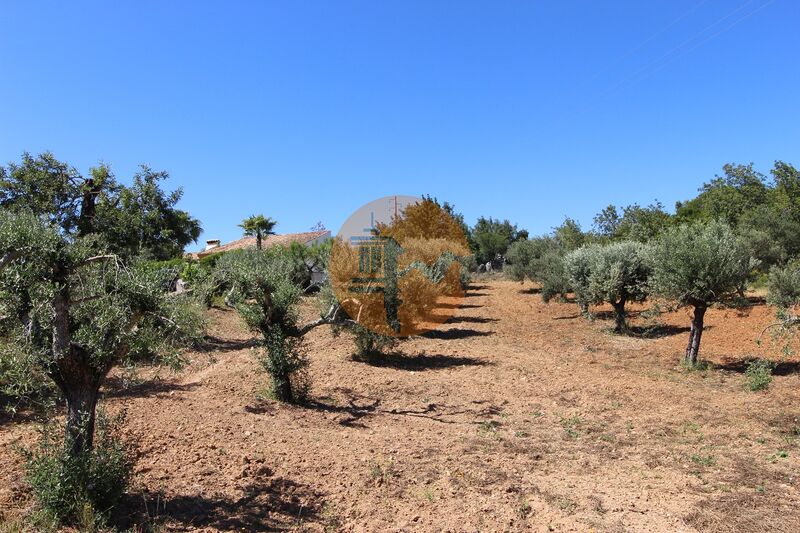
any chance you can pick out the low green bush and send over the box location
[744,359,774,391]
[23,410,133,527]
[506,238,569,302]
[457,255,477,288]
[767,260,800,311]
[350,324,398,361]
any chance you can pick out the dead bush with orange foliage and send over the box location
[328,199,472,344]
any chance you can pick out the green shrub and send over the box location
[284,240,332,290]
[506,238,551,282]
[124,292,205,368]
[744,359,774,391]
[506,238,569,302]
[458,254,478,282]
[767,260,800,311]
[538,251,570,303]
[350,324,398,360]
[199,249,233,270]
[763,261,800,353]
[23,410,133,527]
[178,260,203,284]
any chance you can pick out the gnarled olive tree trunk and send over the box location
[53,347,105,458]
[50,263,109,458]
[611,298,628,333]
[684,304,707,366]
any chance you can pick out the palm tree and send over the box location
[239,214,278,250]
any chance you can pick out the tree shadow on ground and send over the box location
[354,352,492,371]
[593,309,645,321]
[304,395,380,428]
[385,401,503,425]
[243,402,277,416]
[728,297,768,318]
[519,286,541,295]
[0,400,46,427]
[468,284,492,291]
[553,314,582,320]
[421,328,493,340]
[713,359,800,376]
[727,295,767,308]
[198,335,259,353]
[628,324,693,339]
[437,302,483,310]
[446,315,499,324]
[305,388,503,427]
[115,474,322,532]
[102,377,200,399]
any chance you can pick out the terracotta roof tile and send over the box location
[197,230,330,258]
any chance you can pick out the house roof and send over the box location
[196,230,331,258]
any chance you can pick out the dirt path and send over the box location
[2,280,800,532]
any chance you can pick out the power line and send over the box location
[589,0,713,80]
[543,0,777,129]
[601,0,768,95]
[643,0,776,79]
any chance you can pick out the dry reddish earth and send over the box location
[2,279,800,532]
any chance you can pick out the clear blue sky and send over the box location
[1,1,797,250]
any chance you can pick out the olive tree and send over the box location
[216,247,361,402]
[563,245,599,316]
[1,153,204,523]
[647,221,753,366]
[216,248,306,401]
[585,241,650,333]
[0,210,199,457]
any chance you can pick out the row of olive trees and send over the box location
[511,221,755,366]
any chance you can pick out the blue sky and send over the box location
[1,1,798,250]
